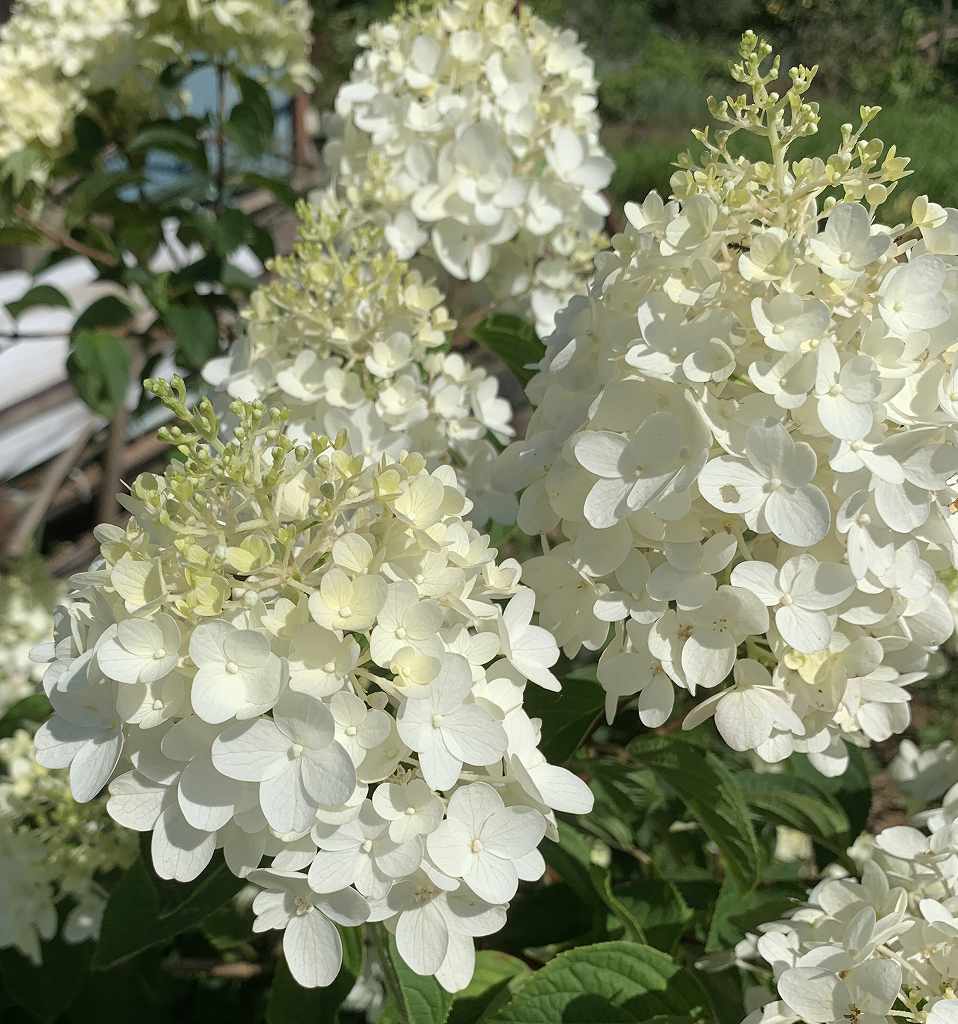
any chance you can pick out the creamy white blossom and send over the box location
[31,383,592,991]
[0,562,58,717]
[204,197,518,524]
[321,0,612,337]
[740,772,958,1024]
[0,0,314,168]
[497,34,956,773]
[0,729,137,963]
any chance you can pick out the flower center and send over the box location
[323,660,336,672]
[225,660,239,674]
[294,896,311,915]
[153,648,167,660]
[780,593,794,606]
[290,743,304,759]
[361,840,373,853]
[431,713,443,728]
[339,606,353,618]
[395,626,407,639]
[152,699,165,711]
[839,251,851,264]
[773,324,785,334]
[470,838,483,853]
[405,806,417,816]
[768,477,782,490]
[828,384,842,397]
[345,725,358,737]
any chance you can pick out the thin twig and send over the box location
[164,958,264,980]
[215,63,227,214]
[4,422,97,559]
[371,923,409,1024]
[14,205,118,267]
[96,346,143,526]
[0,330,68,341]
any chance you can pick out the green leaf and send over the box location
[72,115,106,156]
[163,303,219,370]
[220,261,260,292]
[577,759,660,850]
[471,313,544,386]
[6,284,71,320]
[542,822,643,944]
[93,854,245,969]
[266,926,362,1024]
[0,694,52,739]
[737,770,850,842]
[235,74,275,138]
[0,923,93,1023]
[0,146,48,195]
[0,224,43,246]
[128,123,209,172]
[234,171,297,209]
[484,942,712,1024]
[705,874,805,953]
[67,330,131,418]
[494,883,594,952]
[448,952,530,1024]
[381,933,453,1024]
[225,77,275,156]
[72,295,134,335]
[523,675,604,764]
[64,169,141,228]
[613,878,693,954]
[789,747,873,842]
[629,735,761,891]
[214,208,252,256]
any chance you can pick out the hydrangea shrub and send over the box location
[204,195,518,525]
[31,382,591,990]
[321,0,613,337]
[0,0,314,172]
[497,31,958,775]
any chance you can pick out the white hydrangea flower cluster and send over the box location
[496,32,958,776]
[321,0,613,338]
[31,383,592,992]
[204,196,518,526]
[0,728,137,964]
[0,0,313,166]
[0,562,58,717]
[742,788,958,1024]
[892,739,958,806]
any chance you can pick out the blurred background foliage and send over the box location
[311,0,958,223]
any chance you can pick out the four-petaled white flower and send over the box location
[699,421,830,547]
[249,868,369,988]
[309,801,422,898]
[97,614,181,685]
[397,655,507,790]
[497,588,560,691]
[426,783,546,903]
[212,691,356,833]
[188,621,282,724]
[731,556,855,653]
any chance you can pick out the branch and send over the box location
[164,958,264,980]
[4,422,97,558]
[14,205,118,266]
[0,329,67,341]
[215,63,227,214]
